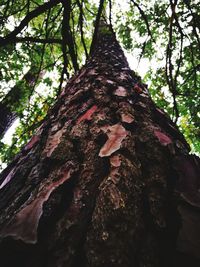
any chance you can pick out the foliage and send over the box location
[0,0,199,169]
[114,0,200,153]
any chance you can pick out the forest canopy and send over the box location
[0,0,199,169]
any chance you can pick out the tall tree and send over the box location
[0,17,199,267]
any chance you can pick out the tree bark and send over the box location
[0,68,42,138]
[0,101,17,138]
[0,23,199,267]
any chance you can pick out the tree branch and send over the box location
[15,37,62,44]
[76,0,89,58]
[130,0,153,38]
[183,0,200,51]
[0,0,61,47]
[89,0,105,55]
[61,0,79,72]
[165,0,179,122]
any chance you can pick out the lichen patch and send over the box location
[109,184,125,210]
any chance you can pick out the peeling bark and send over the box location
[99,124,128,157]
[1,166,72,244]
[0,23,199,267]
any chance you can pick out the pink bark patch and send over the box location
[0,168,16,189]
[88,69,97,75]
[24,135,40,151]
[45,128,64,157]
[110,155,121,167]
[107,79,114,84]
[1,168,71,244]
[99,124,128,157]
[134,83,143,94]
[114,86,127,97]
[154,130,172,145]
[121,113,134,123]
[77,105,98,124]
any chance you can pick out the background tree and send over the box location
[0,59,45,138]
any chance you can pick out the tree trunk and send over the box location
[0,101,17,138]
[0,23,199,267]
[0,68,42,138]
